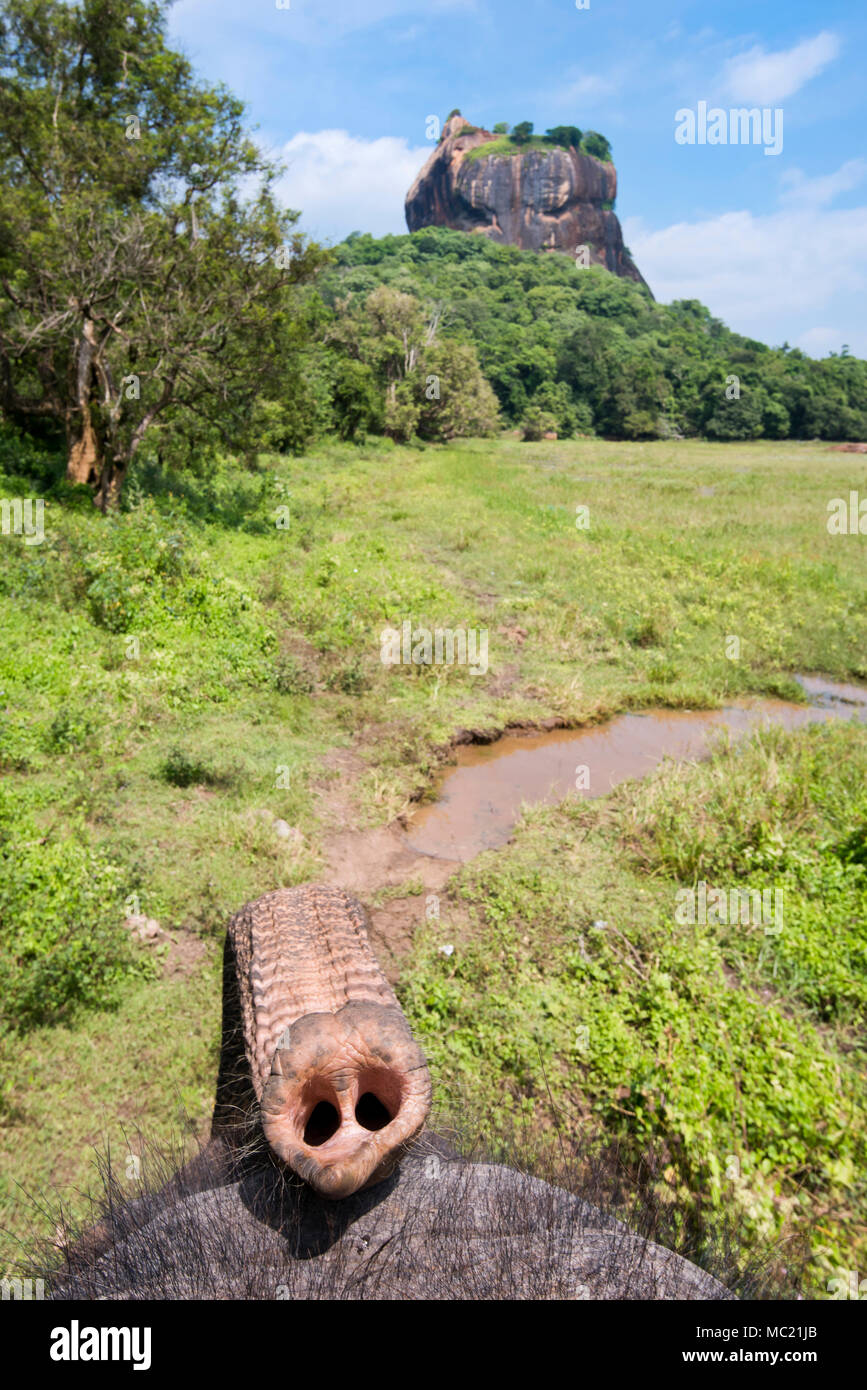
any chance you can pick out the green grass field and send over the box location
[1,435,865,1292]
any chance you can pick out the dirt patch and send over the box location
[308,740,460,971]
[497,623,529,646]
[485,662,521,698]
[161,929,211,982]
[321,821,459,976]
[128,914,211,981]
[312,746,368,833]
[448,715,569,748]
[170,787,217,820]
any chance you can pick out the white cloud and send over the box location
[722,31,840,104]
[778,159,867,208]
[622,200,867,356]
[272,129,428,243]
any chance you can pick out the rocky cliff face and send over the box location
[405,114,649,290]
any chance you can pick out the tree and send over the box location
[330,360,382,442]
[325,284,497,444]
[0,0,326,507]
[582,131,612,161]
[704,389,765,440]
[319,226,867,445]
[511,121,534,144]
[416,340,499,441]
[545,126,583,148]
[493,122,509,135]
[521,405,557,441]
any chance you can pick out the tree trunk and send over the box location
[96,459,126,512]
[66,316,122,510]
[66,406,102,489]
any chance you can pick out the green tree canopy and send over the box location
[545,126,583,148]
[582,130,612,161]
[0,0,326,506]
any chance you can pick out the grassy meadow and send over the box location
[1,433,865,1293]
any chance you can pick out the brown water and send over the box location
[405,677,867,861]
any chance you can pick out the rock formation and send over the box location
[405,114,649,290]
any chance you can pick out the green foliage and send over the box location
[323,228,867,441]
[521,405,557,441]
[416,340,500,441]
[0,0,326,505]
[79,500,189,632]
[0,787,146,1033]
[322,282,498,443]
[329,359,383,442]
[704,389,766,441]
[582,130,612,161]
[161,748,215,788]
[619,722,867,1024]
[325,655,368,696]
[511,121,534,144]
[545,125,583,148]
[402,720,867,1288]
[45,706,94,753]
[526,381,583,437]
[272,654,315,696]
[492,122,509,135]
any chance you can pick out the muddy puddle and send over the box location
[405,677,867,861]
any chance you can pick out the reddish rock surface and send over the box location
[405,114,649,290]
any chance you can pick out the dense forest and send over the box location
[304,228,867,447]
[125,228,867,473]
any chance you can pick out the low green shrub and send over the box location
[0,788,147,1033]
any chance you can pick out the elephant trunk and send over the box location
[213,885,431,1199]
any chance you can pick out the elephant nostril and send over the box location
[355,1092,392,1131]
[303,1101,340,1146]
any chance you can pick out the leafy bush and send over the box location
[521,406,557,441]
[582,130,612,161]
[79,500,189,633]
[0,788,145,1033]
[160,748,224,788]
[330,360,383,442]
[326,656,368,696]
[417,341,500,441]
[273,655,315,696]
[44,706,94,753]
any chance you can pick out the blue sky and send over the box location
[168,0,867,356]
